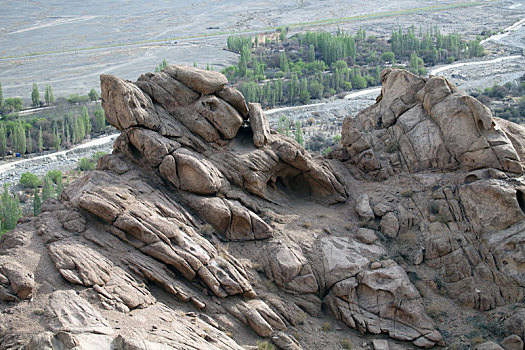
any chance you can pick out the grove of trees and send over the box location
[223,25,485,108]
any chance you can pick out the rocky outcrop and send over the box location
[2,64,524,349]
[341,68,523,180]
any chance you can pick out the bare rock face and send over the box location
[3,65,525,349]
[341,68,522,180]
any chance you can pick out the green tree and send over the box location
[31,82,39,107]
[5,98,22,112]
[44,85,55,105]
[81,106,92,135]
[381,51,395,63]
[15,123,26,155]
[33,188,41,216]
[20,172,42,188]
[0,125,6,158]
[295,121,304,146]
[53,128,61,151]
[0,82,3,108]
[26,129,32,154]
[94,108,106,132]
[1,184,21,231]
[38,126,43,153]
[280,52,289,73]
[41,176,54,201]
[88,88,98,101]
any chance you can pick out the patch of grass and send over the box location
[426,301,446,319]
[400,189,414,198]
[225,331,234,338]
[321,321,332,332]
[257,340,275,350]
[471,336,485,345]
[341,338,353,349]
[301,221,312,229]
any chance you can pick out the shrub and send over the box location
[92,151,107,163]
[46,169,62,184]
[321,321,332,331]
[256,340,275,350]
[20,172,42,188]
[341,338,353,349]
[77,157,95,171]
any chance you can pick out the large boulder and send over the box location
[340,68,523,179]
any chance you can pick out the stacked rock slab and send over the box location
[341,68,523,180]
[339,68,525,319]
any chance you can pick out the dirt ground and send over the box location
[1,0,524,99]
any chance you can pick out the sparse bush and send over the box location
[341,338,353,349]
[400,189,414,198]
[471,336,485,345]
[200,223,214,236]
[92,151,107,163]
[20,172,42,188]
[46,169,62,184]
[321,321,332,332]
[77,157,95,171]
[257,340,275,350]
[426,301,446,319]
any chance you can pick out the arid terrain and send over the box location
[1,2,525,350]
[1,0,525,98]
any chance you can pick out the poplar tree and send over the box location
[31,83,40,107]
[38,126,43,153]
[0,125,6,158]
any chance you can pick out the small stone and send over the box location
[356,228,377,244]
[380,212,399,237]
[372,339,389,350]
[370,262,382,270]
[356,194,374,220]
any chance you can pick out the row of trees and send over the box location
[0,81,100,116]
[223,25,486,108]
[391,25,484,66]
[0,106,106,158]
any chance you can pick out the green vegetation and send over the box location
[88,88,99,101]
[1,184,21,233]
[45,85,55,105]
[31,83,40,107]
[0,82,108,158]
[154,59,168,72]
[223,25,484,108]
[256,341,275,350]
[77,151,107,171]
[471,75,525,124]
[19,172,42,189]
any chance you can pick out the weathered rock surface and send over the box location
[2,65,525,349]
[341,68,522,179]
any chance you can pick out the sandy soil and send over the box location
[1,0,525,99]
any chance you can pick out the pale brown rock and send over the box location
[380,212,399,237]
[356,227,377,244]
[100,74,160,131]
[0,261,34,300]
[249,102,271,148]
[502,335,524,350]
[47,290,114,334]
[355,193,374,220]
[216,86,249,118]
[164,65,228,94]
[340,68,523,178]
